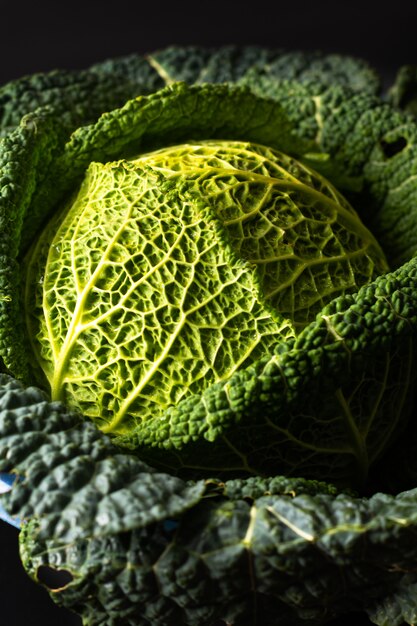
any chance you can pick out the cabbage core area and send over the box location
[24,140,388,435]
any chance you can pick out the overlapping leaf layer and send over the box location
[24,141,387,439]
[0,47,417,625]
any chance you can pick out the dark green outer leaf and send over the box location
[366,574,417,625]
[0,375,205,542]
[0,46,379,139]
[388,65,417,117]
[0,58,164,137]
[147,46,380,94]
[0,374,416,625]
[0,109,69,381]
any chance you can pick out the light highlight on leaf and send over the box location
[24,140,388,435]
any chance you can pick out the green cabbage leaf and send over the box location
[1,47,417,625]
[15,80,414,489]
[24,140,386,443]
[0,374,416,626]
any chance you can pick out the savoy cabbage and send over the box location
[1,46,417,625]
[24,140,387,461]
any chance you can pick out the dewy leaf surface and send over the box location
[24,141,387,438]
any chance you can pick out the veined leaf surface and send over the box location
[24,140,388,435]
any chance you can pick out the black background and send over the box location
[0,1,416,624]
[0,1,416,85]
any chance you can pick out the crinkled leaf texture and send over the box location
[0,47,417,625]
[24,140,386,439]
[388,64,417,118]
[0,374,415,626]
[12,79,415,489]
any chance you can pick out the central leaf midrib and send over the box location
[48,203,136,401]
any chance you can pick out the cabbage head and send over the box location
[1,47,417,626]
[24,140,387,441]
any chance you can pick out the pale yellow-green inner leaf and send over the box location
[24,140,388,434]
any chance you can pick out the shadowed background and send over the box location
[0,1,416,85]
